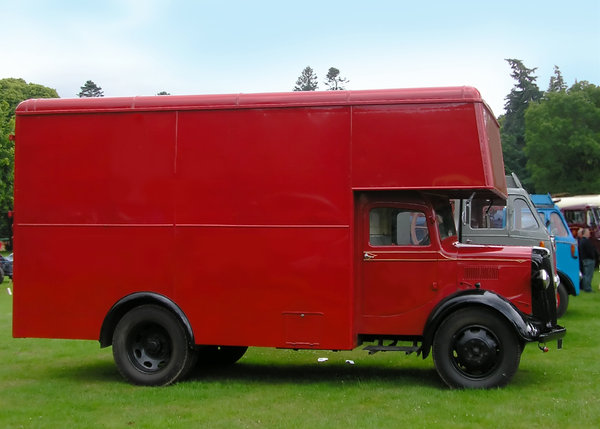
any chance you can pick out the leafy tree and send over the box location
[499,59,543,188]
[156,91,171,96]
[525,81,600,194]
[324,67,348,91]
[0,78,58,247]
[78,80,104,97]
[547,65,567,93]
[293,66,318,91]
[0,100,14,244]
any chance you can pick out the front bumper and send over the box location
[538,325,566,345]
[520,314,566,347]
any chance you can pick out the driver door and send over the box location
[358,200,439,336]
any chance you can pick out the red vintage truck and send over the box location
[12,87,565,389]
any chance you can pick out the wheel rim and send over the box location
[126,322,172,373]
[450,325,501,379]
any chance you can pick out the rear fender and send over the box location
[421,290,533,358]
[99,292,194,348]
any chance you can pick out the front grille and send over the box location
[531,247,558,329]
[463,266,499,280]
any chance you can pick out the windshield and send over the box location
[594,208,600,226]
[511,198,540,231]
[469,198,506,229]
[548,212,569,237]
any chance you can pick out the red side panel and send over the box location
[352,103,507,198]
[15,112,176,225]
[173,107,353,349]
[13,226,175,339]
[13,112,177,339]
[174,108,351,225]
[13,106,355,349]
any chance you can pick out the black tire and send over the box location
[556,281,569,319]
[432,307,521,389]
[112,305,196,386]
[197,345,248,366]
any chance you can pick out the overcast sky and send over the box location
[1,0,599,116]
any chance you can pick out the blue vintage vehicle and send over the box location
[531,193,580,317]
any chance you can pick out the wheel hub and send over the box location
[144,336,164,356]
[453,327,499,375]
[128,325,171,372]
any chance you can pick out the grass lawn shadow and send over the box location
[188,361,443,388]
[42,358,442,388]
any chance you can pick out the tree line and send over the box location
[500,59,599,194]
[1,63,599,242]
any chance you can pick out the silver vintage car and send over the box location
[457,174,563,315]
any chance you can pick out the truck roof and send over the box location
[15,86,506,200]
[554,195,600,209]
[530,193,556,209]
[16,86,495,116]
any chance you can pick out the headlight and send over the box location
[537,269,551,289]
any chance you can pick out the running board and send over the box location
[363,340,421,355]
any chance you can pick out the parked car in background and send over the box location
[531,194,580,317]
[556,195,600,255]
[458,174,568,316]
[0,253,12,282]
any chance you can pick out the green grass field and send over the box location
[1,275,599,428]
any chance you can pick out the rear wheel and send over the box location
[432,307,521,389]
[112,305,196,386]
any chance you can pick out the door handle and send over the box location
[364,252,376,261]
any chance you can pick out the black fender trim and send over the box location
[557,270,576,296]
[421,289,537,359]
[99,292,194,348]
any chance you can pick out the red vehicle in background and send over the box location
[13,87,564,389]
[556,195,600,254]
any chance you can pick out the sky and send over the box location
[1,0,599,116]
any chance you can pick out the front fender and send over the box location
[421,289,538,359]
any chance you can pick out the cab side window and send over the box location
[369,208,429,246]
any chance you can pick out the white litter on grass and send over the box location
[317,357,328,362]
[6,287,12,296]
[345,360,355,365]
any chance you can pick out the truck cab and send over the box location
[458,174,567,315]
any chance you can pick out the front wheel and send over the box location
[432,307,521,389]
[112,305,196,386]
[556,281,569,318]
